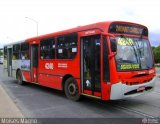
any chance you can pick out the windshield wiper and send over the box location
[135,38,150,69]
[120,35,140,66]
[134,39,142,58]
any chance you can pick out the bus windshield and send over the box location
[115,37,154,71]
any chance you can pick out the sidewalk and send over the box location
[156,72,160,78]
[156,67,160,76]
[0,83,24,118]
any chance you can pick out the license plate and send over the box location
[137,86,145,92]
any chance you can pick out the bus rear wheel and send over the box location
[16,70,24,85]
[64,77,80,101]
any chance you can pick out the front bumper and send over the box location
[110,77,156,100]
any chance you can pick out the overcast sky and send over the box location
[0,0,160,47]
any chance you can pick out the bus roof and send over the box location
[26,21,147,41]
[4,21,148,46]
[3,40,25,47]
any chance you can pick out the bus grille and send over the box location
[124,77,153,86]
[124,87,153,95]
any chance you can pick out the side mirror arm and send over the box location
[109,52,117,59]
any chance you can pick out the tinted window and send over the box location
[21,42,29,60]
[4,47,7,59]
[21,42,29,51]
[13,44,20,60]
[103,37,110,82]
[57,33,78,59]
[13,44,20,52]
[40,38,55,60]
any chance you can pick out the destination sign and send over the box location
[120,64,140,70]
[117,38,134,46]
[109,23,148,36]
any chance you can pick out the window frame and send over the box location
[56,33,78,60]
[4,46,7,60]
[12,44,21,60]
[21,42,29,60]
[40,37,56,60]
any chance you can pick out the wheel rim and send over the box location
[68,82,77,96]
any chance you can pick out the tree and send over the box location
[0,50,3,56]
[152,46,160,63]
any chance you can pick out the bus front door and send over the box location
[81,35,101,97]
[31,44,38,83]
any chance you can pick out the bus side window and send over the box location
[13,44,20,60]
[4,47,7,60]
[56,33,78,59]
[21,42,29,60]
[40,38,55,60]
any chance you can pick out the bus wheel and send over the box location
[17,70,24,85]
[64,77,80,101]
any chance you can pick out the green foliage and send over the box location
[0,50,3,56]
[152,46,155,51]
[152,46,160,63]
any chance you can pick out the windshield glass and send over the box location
[115,37,154,71]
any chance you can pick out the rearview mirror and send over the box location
[110,37,117,52]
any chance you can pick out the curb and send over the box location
[156,73,160,78]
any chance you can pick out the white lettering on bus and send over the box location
[138,71,145,74]
[45,63,54,70]
[149,69,154,74]
[58,63,68,68]
[85,30,96,35]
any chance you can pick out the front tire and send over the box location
[16,70,24,85]
[64,77,80,101]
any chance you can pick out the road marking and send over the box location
[96,100,155,118]
[112,105,155,118]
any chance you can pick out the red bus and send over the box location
[3,21,156,101]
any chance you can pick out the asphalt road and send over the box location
[0,64,160,120]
